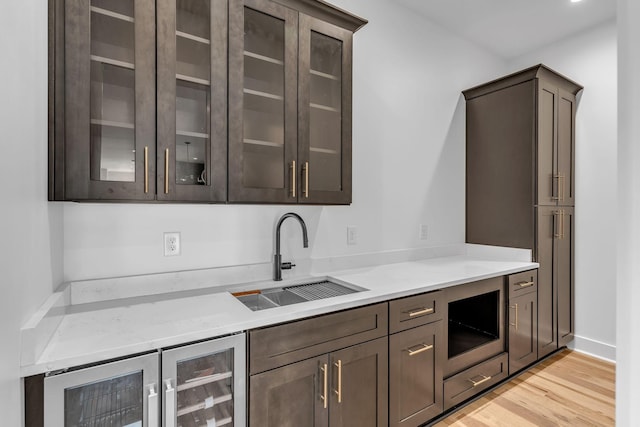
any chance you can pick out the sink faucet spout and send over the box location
[274,213,309,281]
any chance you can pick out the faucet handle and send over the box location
[281,262,296,270]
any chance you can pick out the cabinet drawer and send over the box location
[443,352,508,411]
[249,303,388,374]
[508,269,538,298]
[389,291,442,333]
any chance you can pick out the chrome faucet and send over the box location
[274,212,309,281]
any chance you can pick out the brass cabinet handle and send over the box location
[553,211,561,238]
[290,160,296,197]
[559,174,566,201]
[510,304,518,330]
[469,375,492,387]
[303,161,309,198]
[164,148,169,194]
[560,209,565,240]
[408,307,434,317]
[334,359,342,403]
[320,363,328,409]
[552,175,560,201]
[407,343,433,356]
[144,146,149,193]
[516,281,534,288]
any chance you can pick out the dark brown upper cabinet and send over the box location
[49,0,365,204]
[228,0,364,204]
[156,0,228,202]
[49,0,157,201]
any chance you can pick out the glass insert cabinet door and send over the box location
[156,0,228,202]
[62,0,156,200]
[228,0,298,203]
[298,15,353,205]
[161,334,246,427]
[44,353,159,427]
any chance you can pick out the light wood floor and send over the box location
[434,350,615,427]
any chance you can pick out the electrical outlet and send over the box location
[419,224,429,240]
[164,232,181,256]
[347,226,357,245]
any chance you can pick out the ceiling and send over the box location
[391,0,616,59]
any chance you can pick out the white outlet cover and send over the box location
[164,232,181,256]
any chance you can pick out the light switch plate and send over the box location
[347,226,357,245]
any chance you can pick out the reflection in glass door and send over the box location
[162,334,246,427]
[90,0,136,182]
[44,353,159,427]
[242,7,286,190]
[175,0,211,187]
[308,31,343,193]
[65,371,144,426]
[298,15,352,204]
[157,0,227,201]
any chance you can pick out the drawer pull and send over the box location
[516,281,534,288]
[320,363,328,409]
[407,343,433,356]
[469,375,492,387]
[408,307,434,317]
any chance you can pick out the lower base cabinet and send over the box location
[249,337,388,427]
[389,321,443,427]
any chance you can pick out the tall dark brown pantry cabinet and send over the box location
[463,64,581,359]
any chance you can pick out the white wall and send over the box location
[617,0,639,423]
[0,1,64,424]
[63,0,506,281]
[508,22,618,360]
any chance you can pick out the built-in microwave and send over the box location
[443,276,505,377]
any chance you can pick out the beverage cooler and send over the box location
[43,334,246,427]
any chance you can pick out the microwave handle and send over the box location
[148,383,158,426]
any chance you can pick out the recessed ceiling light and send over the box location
[571,0,582,3]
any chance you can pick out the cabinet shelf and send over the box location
[244,88,284,101]
[310,102,340,113]
[177,393,232,417]
[244,138,283,148]
[310,146,338,154]
[90,6,134,23]
[176,73,210,86]
[91,55,135,70]
[90,119,134,129]
[177,129,208,139]
[178,371,233,392]
[244,50,284,66]
[310,68,339,81]
[176,30,210,45]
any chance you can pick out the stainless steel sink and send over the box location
[234,279,364,311]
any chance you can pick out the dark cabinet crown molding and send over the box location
[462,64,584,100]
[273,0,368,32]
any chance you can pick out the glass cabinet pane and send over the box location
[242,8,286,189]
[64,370,143,426]
[89,0,136,183]
[175,0,211,187]
[175,348,235,427]
[309,31,343,192]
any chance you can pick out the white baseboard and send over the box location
[569,335,616,363]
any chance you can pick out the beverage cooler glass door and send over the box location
[161,334,246,427]
[44,353,160,426]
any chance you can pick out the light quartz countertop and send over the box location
[21,250,537,376]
